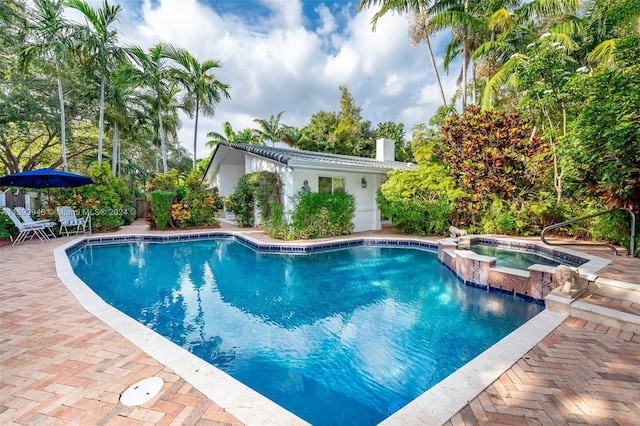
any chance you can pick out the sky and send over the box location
[67,0,460,160]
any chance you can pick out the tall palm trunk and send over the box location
[117,135,122,178]
[112,121,119,176]
[418,3,446,107]
[423,31,447,106]
[56,74,68,172]
[158,106,168,173]
[462,43,468,108]
[471,60,476,105]
[98,75,105,164]
[193,97,200,169]
[461,0,469,109]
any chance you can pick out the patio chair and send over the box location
[2,207,49,246]
[14,206,57,239]
[57,206,90,236]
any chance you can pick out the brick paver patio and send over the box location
[444,317,640,426]
[1,221,639,425]
[0,231,243,426]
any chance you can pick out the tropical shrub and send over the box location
[262,201,289,239]
[568,63,640,211]
[377,192,452,236]
[377,132,464,235]
[226,174,258,227]
[147,169,179,192]
[171,201,191,227]
[0,213,15,239]
[477,198,517,234]
[179,170,219,227]
[439,106,549,226]
[226,171,282,228]
[290,190,355,239]
[145,169,220,229]
[590,210,631,244]
[253,172,282,223]
[148,190,176,230]
[296,191,351,237]
[53,163,134,231]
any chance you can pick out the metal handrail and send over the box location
[541,208,636,257]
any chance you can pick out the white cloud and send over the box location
[315,4,337,36]
[74,0,457,159]
[381,73,405,97]
[264,0,304,29]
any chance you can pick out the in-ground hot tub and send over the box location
[438,235,608,304]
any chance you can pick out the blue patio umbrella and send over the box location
[0,168,93,202]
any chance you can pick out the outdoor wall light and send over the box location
[361,177,367,188]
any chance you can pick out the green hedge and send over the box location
[148,190,176,230]
[146,169,220,229]
[376,190,451,236]
[291,191,355,239]
[52,162,135,232]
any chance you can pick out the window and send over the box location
[318,177,345,194]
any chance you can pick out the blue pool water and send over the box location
[69,239,543,425]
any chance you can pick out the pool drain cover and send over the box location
[120,377,164,406]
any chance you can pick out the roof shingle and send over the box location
[217,142,415,170]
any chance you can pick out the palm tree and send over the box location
[206,122,260,148]
[581,0,640,69]
[121,43,178,173]
[206,122,237,147]
[476,0,582,109]
[471,0,583,203]
[357,0,447,107]
[106,69,140,176]
[429,0,491,108]
[21,0,73,171]
[136,86,182,173]
[281,125,306,147]
[162,46,231,169]
[65,0,125,166]
[236,128,261,145]
[253,111,286,146]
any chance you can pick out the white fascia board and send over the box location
[287,159,396,174]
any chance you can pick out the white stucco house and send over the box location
[203,138,416,232]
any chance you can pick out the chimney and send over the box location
[376,138,395,162]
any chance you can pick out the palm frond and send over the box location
[481,53,527,110]
[488,8,515,33]
[546,32,579,51]
[473,40,512,62]
[551,15,586,38]
[587,39,617,68]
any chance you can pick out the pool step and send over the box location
[546,278,640,334]
[571,292,640,334]
[588,277,640,304]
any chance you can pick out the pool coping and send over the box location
[54,231,584,425]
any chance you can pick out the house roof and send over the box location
[208,142,416,173]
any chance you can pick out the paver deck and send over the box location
[1,220,639,425]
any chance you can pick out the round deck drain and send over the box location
[120,377,164,406]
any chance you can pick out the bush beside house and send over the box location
[225,170,356,240]
[146,169,220,229]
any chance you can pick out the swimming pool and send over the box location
[68,238,543,425]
